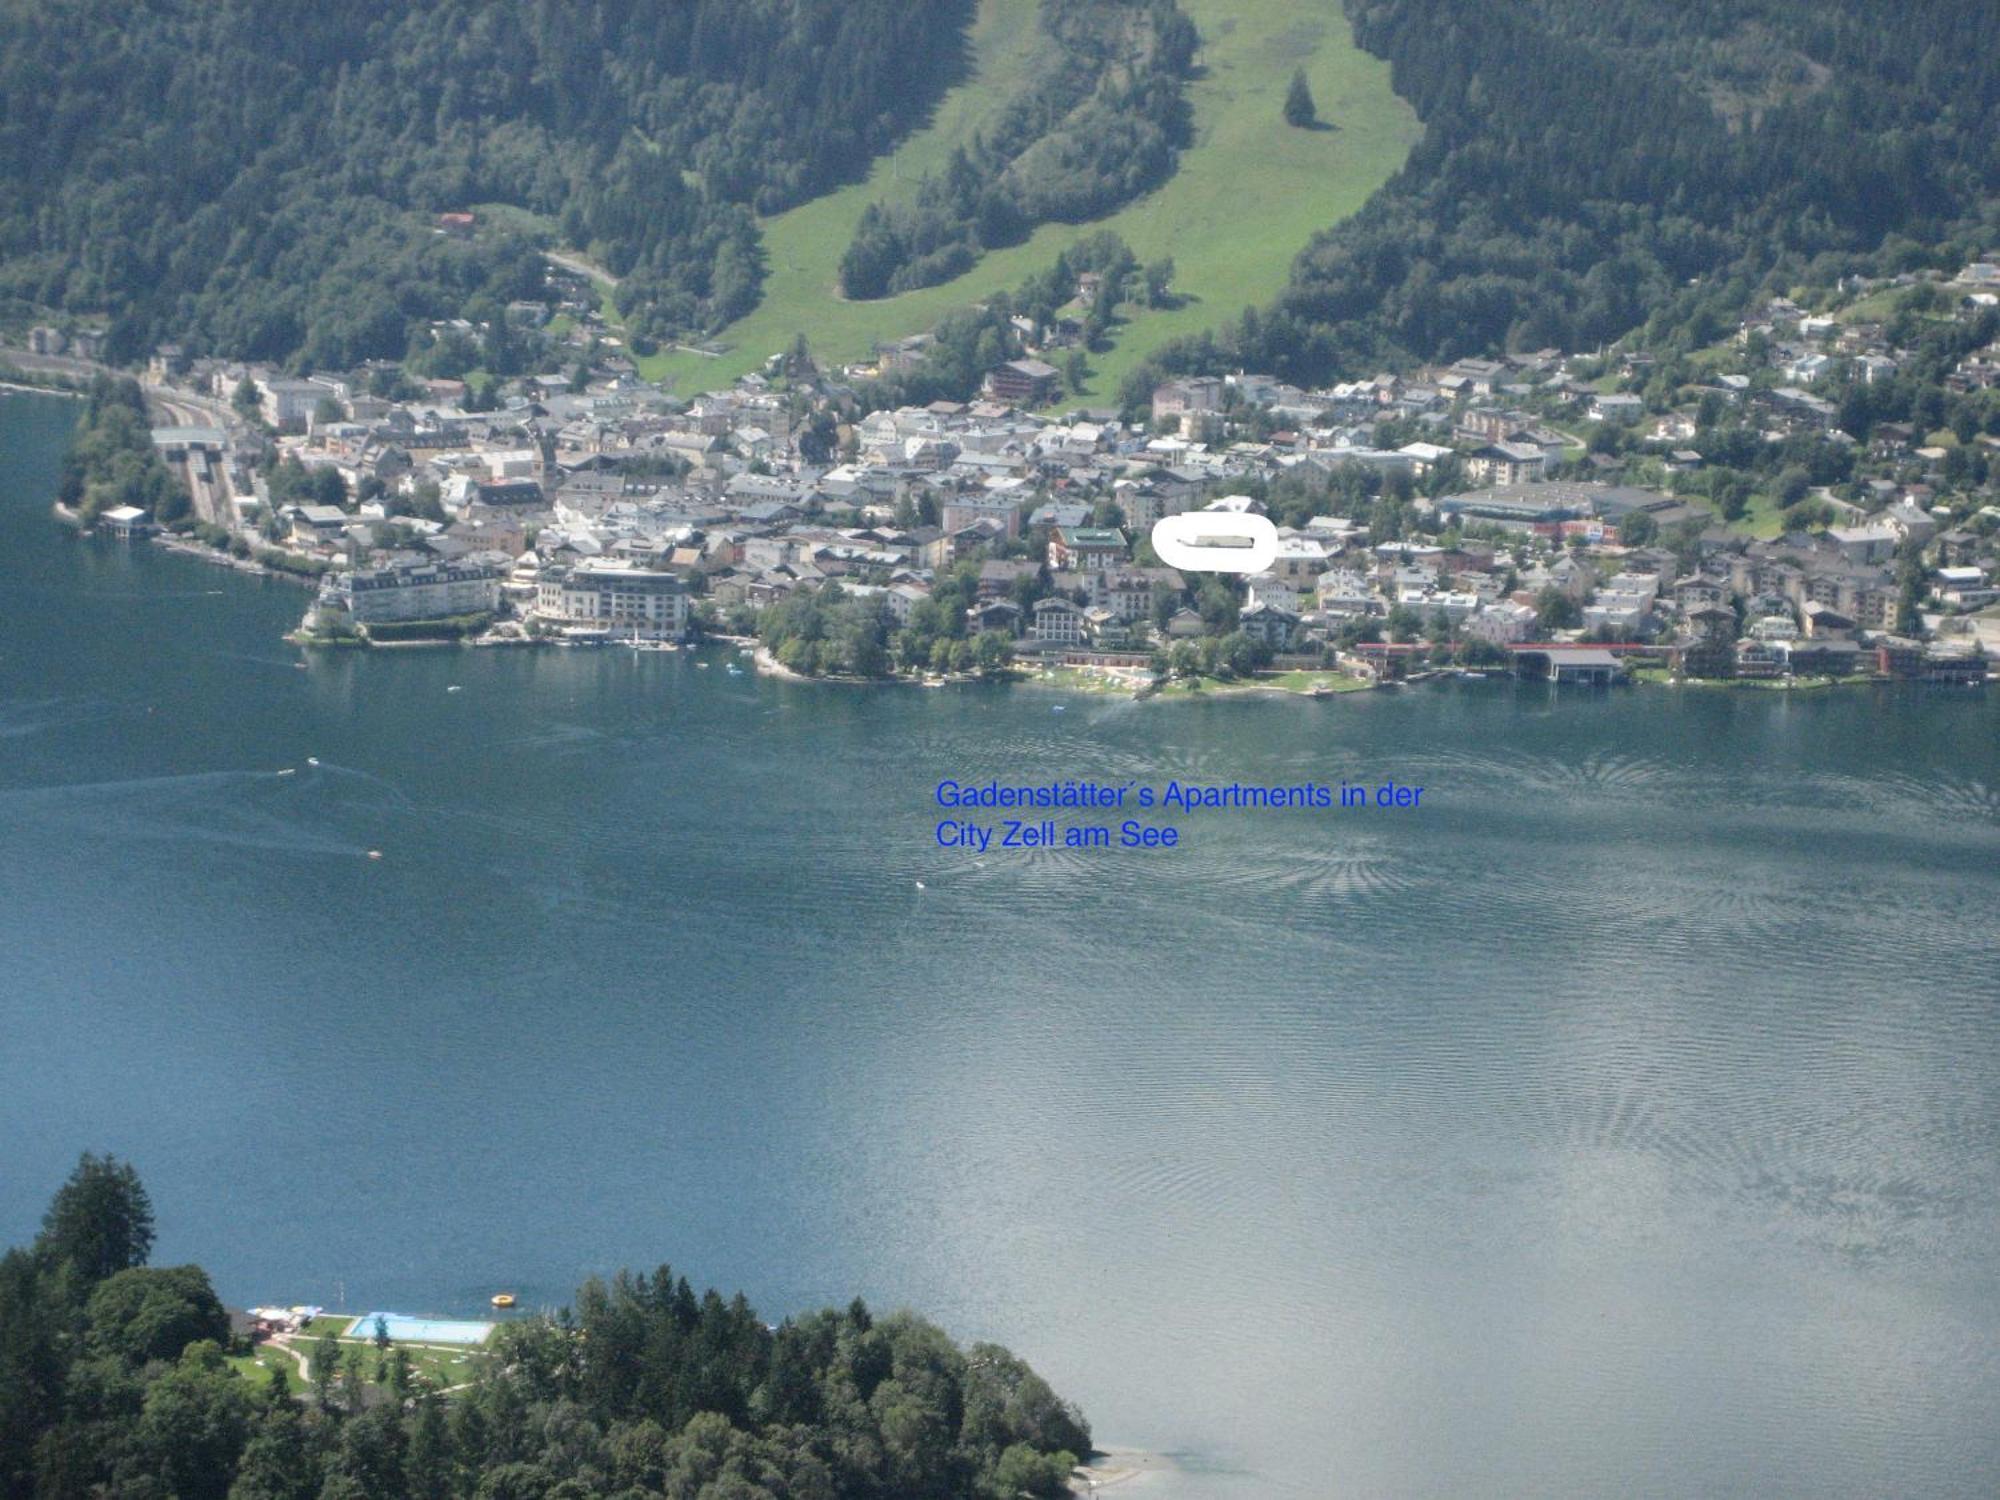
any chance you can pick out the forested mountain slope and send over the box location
[0,0,974,365]
[1125,0,2000,397]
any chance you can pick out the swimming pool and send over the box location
[345,1313,494,1345]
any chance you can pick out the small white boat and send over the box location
[914,881,926,890]
[306,756,320,767]
[366,850,383,861]
[697,662,710,669]
[276,768,295,777]
[447,684,463,693]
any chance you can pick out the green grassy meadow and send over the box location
[643,0,1417,400]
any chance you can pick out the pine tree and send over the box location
[1283,68,1316,127]
[36,1153,154,1285]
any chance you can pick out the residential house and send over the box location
[985,359,1061,407]
[1465,601,1537,645]
[941,494,1022,541]
[1150,377,1225,425]
[967,599,1023,637]
[289,504,350,547]
[1239,600,1299,649]
[1465,442,1547,487]
[1048,526,1127,572]
[1030,595,1087,646]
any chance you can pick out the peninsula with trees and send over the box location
[0,1155,1094,1500]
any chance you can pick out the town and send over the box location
[24,247,2000,693]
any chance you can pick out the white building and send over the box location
[259,378,328,429]
[315,556,506,625]
[1246,574,1301,612]
[533,560,689,639]
[1088,572,1162,622]
[1399,589,1480,624]
[485,448,543,481]
[1583,599,1647,636]
[1465,601,1537,644]
[1317,570,1374,614]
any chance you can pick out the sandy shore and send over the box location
[753,645,811,681]
[1072,1448,1174,1493]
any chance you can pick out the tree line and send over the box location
[758,576,1019,680]
[0,1156,1088,1500]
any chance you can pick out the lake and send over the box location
[2,393,1996,1497]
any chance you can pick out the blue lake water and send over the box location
[2,393,1997,1496]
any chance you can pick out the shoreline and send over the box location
[0,378,86,399]
[751,643,991,689]
[1071,1448,1175,1494]
[151,530,319,586]
[595,644,1992,700]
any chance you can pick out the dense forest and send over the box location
[0,1157,1089,1500]
[837,0,1196,299]
[1120,0,2000,403]
[0,0,974,366]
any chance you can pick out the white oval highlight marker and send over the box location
[1150,510,1279,575]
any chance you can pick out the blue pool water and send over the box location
[346,1313,495,1345]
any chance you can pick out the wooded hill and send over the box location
[0,0,975,366]
[1121,0,2000,402]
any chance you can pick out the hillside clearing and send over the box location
[644,0,1416,401]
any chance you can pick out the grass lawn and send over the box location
[1735,491,1789,539]
[272,1327,487,1390]
[1150,674,1263,696]
[1150,668,1365,696]
[641,0,1416,400]
[230,1349,308,1395]
[324,1339,482,1390]
[1264,669,1374,692]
